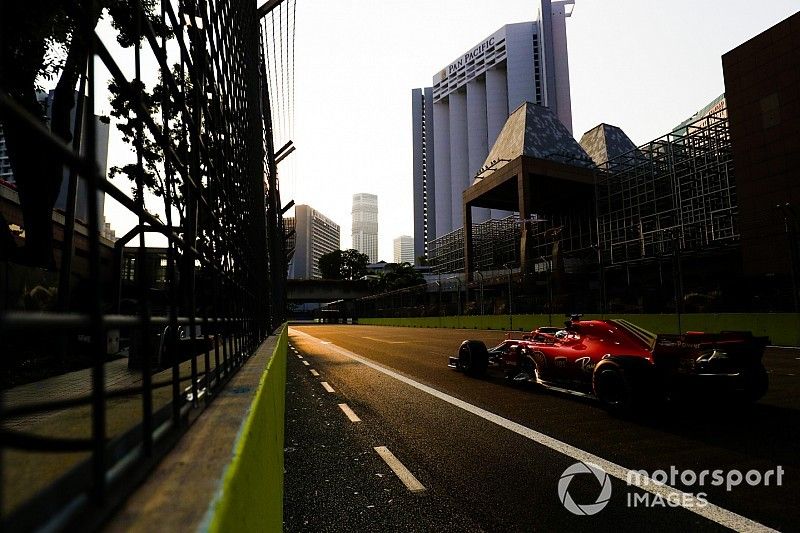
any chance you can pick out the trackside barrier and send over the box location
[206,324,287,532]
[357,314,800,347]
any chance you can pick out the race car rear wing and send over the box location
[652,330,770,365]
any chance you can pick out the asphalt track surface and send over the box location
[283,325,800,532]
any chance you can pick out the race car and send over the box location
[449,315,769,409]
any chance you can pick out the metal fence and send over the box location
[0,0,288,529]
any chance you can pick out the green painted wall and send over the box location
[358,314,800,346]
[208,325,287,533]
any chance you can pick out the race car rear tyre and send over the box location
[592,359,634,411]
[458,340,488,377]
[738,364,768,403]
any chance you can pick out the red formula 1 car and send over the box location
[449,315,769,409]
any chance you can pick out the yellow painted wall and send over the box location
[358,314,800,346]
[207,325,287,533]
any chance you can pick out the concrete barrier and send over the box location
[358,314,800,346]
[206,325,287,532]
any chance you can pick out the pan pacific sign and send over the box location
[446,36,497,74]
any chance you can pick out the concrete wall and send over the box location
[358,314,800,347]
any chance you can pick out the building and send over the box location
[723,10,800,288]
[411,87,435,264]
[393,235,414,264]
[0,90,110,227]
[412,0,576,260]
[352,193,378,262]
[0,123,13,182]
[287,204,340,280]
[672,94,727,136]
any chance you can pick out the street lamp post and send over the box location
[539,255,553,326]
[447,276,462,316]
[593,243,606,316]
[666,228,684,334]
[436,274,443,317]
[504,263,514,331]
[778,203,800,312]
[475,271,485,316]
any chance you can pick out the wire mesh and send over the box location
[0,0,287,529]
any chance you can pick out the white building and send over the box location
[412,0,575,260]
[352,193,378,262]
[393,235,414,264]
[287,204,340,279]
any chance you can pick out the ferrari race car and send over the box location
[449,315,770,409]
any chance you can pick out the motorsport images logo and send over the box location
[558,461,613,516]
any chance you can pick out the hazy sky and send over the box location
[95,1,799,261]
[284,0,798,262]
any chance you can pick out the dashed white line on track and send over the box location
[321,382,335,393]
[302,360,310,366]
[337,403,361,422]
[310,369,320,377]
[374,446,426,493]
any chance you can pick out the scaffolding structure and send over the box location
[429,216,521,274]
[429,109,738,278]
[596,109,737,265]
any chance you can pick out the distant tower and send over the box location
[393,235,414,264]
[352,193,378,262]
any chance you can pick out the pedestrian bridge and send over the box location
[287,279,376,303]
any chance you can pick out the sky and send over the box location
[93,0,800,261]
[285,0,799,262]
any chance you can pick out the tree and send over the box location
[340,249,369,280]
[371,262,425,293]
[318,249,369,280]
[0,0,166,267]
[318,250,343,280]
[107,64,189,224]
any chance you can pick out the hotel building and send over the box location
[412,0,575,261]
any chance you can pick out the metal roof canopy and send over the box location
[463,154,596,280]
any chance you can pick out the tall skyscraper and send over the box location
[412,0,575,258]
[352,193,378,262]
[411,87,435,264]
[287,204,340,279]
[393,235,414,264]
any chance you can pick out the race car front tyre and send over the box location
[458,340,488,377]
